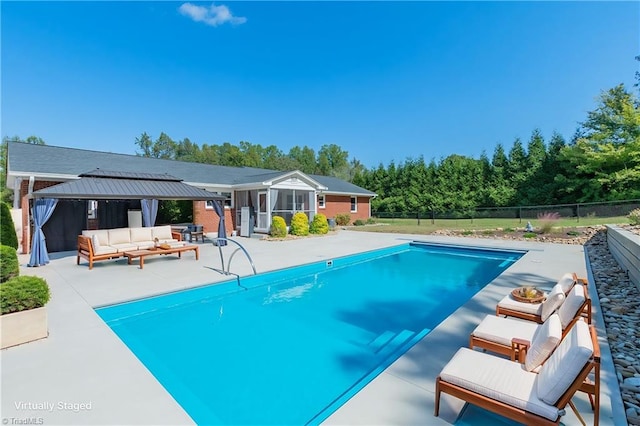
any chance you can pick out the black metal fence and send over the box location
[373,199,640,224]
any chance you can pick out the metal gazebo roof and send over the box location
[31,170,225,201]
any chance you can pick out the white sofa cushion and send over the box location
[541,284,565,321]
[94,246,118,255]
[91,234,101,251]
[557,285,586,329]
[130,227,153,242]
[111,243,138,252]
[109,228,132,245]
[440,347,561,421]
[152,225,173,241]
[524,314,562,372]
[536,319,593,405]
[136,241,156,250]
[472,315,540,347]
[82,230,110,246]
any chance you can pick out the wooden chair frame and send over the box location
[436,326,601,426]
[496,274,592,324]
[77,235,123,270]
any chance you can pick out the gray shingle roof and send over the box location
[79,169,182,181]
[7,142,376,196]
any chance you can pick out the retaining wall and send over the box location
[607,225,640,290]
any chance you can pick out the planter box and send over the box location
[0,306,48,349]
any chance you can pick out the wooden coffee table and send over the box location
[123,245,200,269]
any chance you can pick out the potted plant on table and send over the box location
[0,244,50,349]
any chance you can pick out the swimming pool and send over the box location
[97,242,522,425]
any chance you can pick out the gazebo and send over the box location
[27,170,227,266]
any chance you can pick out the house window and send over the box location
[205,192,232,209]
[318,194,325,209]
[350,196,357,213]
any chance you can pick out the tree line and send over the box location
[134,133,364,182]
[355,83,639,213]
[2,81,638,214]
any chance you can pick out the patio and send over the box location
[0,230,625,425]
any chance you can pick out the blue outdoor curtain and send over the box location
[28,198,58,267]
[141,199,158,227]
[211,199,227,246]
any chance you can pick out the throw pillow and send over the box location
[541,284,565,322]
[524,314,562,371]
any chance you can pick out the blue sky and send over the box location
[2,1,638,168]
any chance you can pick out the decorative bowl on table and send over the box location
[510,286,545,304]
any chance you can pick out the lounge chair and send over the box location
[435,319,600,426]
[496,273,591,324]
[471,284,588,364]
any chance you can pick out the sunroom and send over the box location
[233,171,328,234]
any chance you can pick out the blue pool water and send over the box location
[97,242,522,425]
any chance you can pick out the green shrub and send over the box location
[629,208,640,226]
[567,230,580,236]
[523,232,537,239]
[0,245,19,283]
[461,230,473,236]
[335,213,351,226]
[1,275,50,315]
[269,216,287,238]
[0,202,18,249]
[290,212,309,236]
[366,217,376,225]
[309,213,329,235]
[353,219,365,226]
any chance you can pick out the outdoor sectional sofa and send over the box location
[77,225,183,269]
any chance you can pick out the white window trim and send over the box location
[205,193,233,209]
[318,194,325,209]
[350,196,357,213]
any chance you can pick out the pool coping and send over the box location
[0,231,624,425]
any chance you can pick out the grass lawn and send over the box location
[351,216,630,235]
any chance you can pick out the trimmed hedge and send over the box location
[0,202,19,249]
[270,216,287,238]
[290,212,309,236]
[0,245,19,283]
[309,213,329,235]
[1,275,50,315]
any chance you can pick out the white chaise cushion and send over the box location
[557,272,577,294]
[536,319,593,405]
[439,347,561,421]
[472,315,539,347]
[557,285,586,329]
[497,292,544,316]
[130,227,153,242]
[541,284,565,321]
[524,314,562,372]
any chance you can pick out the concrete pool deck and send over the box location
[0,230,625,425]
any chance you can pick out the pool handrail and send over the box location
[211,237,257,276]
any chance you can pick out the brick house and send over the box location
[6,142,376,253]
